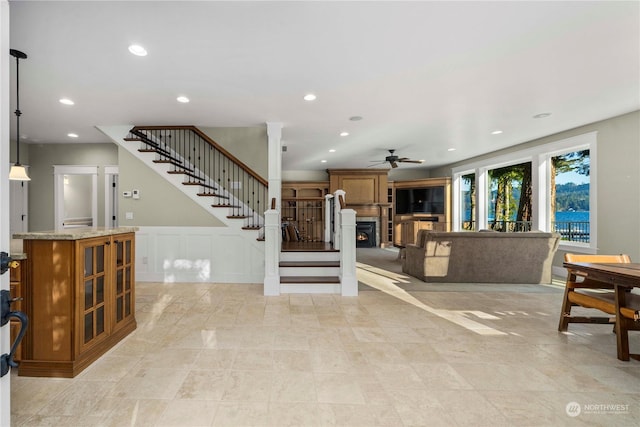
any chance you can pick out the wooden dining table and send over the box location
[562,261,640,361]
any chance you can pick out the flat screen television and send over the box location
[395,187,444,215]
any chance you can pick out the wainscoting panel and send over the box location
[135,226,264,284]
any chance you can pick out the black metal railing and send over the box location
[488,220,533,232]
[552,221,590,243]
[462,219,591,242]
[281,199,324,242]
[128,126,268,229]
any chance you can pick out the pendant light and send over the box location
[9,49,30,181]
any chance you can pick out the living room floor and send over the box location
[10,248,640,426]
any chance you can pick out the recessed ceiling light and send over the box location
[128,44,147,56]
[59,98,74,105]
[491,130,503,135]
[349,116,363,121]
[176,96,190,103]
[329,149,336,153]
[67,133,78,138]
[303,94,317,101]
[447,148,456,152]
[533,112,551,119]
[321,159,327,163]
[340,132,349,137]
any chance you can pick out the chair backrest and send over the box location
[564,253,632,264]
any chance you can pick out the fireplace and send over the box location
[356,221,376,248]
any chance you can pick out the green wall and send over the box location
[26,143,118,231]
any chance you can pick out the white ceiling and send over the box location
[8,1,640,174]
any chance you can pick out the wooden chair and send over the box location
[558,253,631,331]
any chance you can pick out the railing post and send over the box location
[340,208,357,296]
[324,194,334,243]
[333,189,345,250]
[263,208,280,296]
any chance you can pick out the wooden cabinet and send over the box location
[18,230,136,378]
[281,182,329,242]
[327,169,391,247]
[393,177,451,247]
[9,261,24,362]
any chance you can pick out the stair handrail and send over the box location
[131,125,268,187]
[128,125,268,230]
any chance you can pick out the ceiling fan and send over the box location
[370,149,424,168]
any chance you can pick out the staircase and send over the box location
[279,245,341,293]
[123,126,267,236]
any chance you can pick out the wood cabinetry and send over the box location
[393,177,451,247]
[327,169,391,247]
[9,261,24,362]
[17,229,136,378]
[281,182,329,242]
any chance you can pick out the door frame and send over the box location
[1,0,13,422]
[104,166,118,227]
[53,165,98,230]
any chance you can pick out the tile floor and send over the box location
[9,249,640,426]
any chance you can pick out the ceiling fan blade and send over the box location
[399,159,424,163]
[368,161,386,167]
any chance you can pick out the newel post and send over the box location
[340,208,358,296]
[263,209,280,296]
[333,189,345,250]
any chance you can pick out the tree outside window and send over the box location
[551,150,590,242]
[487,162,532,232]
[461,173,476,230]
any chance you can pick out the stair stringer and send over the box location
[98,125,262,237]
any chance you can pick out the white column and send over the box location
[324,194,334,243]
[340,209,358,296]
[263,209,280,296]
[266,122,283,212]
[1,1,12,423]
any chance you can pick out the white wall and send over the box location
[135,226,264,283]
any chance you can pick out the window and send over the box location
[550,150,590,243]
[487,162,532,232]
[459,172,476,230]
[452,132,596,252]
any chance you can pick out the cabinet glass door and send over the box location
[81,240,108,347]
[113,234,134,330]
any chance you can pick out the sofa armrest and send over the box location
[402,244,426,280]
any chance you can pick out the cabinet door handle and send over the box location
[105,241,111,245]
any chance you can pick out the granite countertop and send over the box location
[13,227,139,241]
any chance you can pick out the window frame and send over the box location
[452,131,597,253]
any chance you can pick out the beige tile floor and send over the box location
[9,249,640,426]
